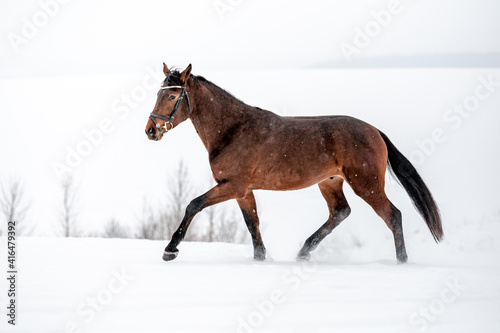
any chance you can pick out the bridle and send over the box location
[149,81,192,135]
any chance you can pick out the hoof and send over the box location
[253,248,266,261]
[297,252,311,261]
[397,255,408,265]
[162,251,179,262]
[254,254,266,261]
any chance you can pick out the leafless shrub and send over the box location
[200,204,249,244]
[102,218,131,239]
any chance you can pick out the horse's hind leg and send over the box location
[367,198,407,264]
[237,191,266,261]
[347,171,408,264]
[297,177,351,261]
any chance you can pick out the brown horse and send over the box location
[145,63,443,264]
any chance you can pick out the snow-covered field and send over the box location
[1,67,500,332]
[1,231,499,333]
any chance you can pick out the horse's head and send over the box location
[146,63,192,141]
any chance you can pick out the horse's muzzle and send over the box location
[146,126,162,141]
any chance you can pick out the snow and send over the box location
[1,223,500,333]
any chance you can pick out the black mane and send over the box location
[165,69,243,104]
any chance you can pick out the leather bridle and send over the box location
[149,81,192,136]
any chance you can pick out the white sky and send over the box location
[1,0,500,78]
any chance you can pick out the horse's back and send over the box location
[274,114,385,152]
[239,112,388,190]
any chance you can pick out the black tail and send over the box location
[379,131,443,242]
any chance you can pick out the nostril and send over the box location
[147,127,155,135]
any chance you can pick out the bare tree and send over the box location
[134,161,249,244]
[61,175,80,237]
[136,161,193,240]
[205,204,217,243]
[0,177,31,236]
[165,160,193,239]
[136,197,164,240]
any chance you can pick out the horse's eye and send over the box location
[168,95,176,101]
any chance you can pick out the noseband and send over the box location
[149,82,192,134]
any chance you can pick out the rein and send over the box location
[149,82,192,135]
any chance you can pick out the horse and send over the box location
[145,63,443,264]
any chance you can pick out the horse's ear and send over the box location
[180,63,192,83]
[163,63,169,77]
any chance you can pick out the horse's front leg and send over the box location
[237,190,266,261]
[163,182,246,261]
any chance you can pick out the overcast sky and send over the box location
[1,0,500,78]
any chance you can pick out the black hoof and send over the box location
[254,254,266,261]
[162,251,179,262]
[254,248,266,261]
[297,252,311,261]
[397,256,408,265]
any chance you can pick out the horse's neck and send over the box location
[190,81,250,151]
